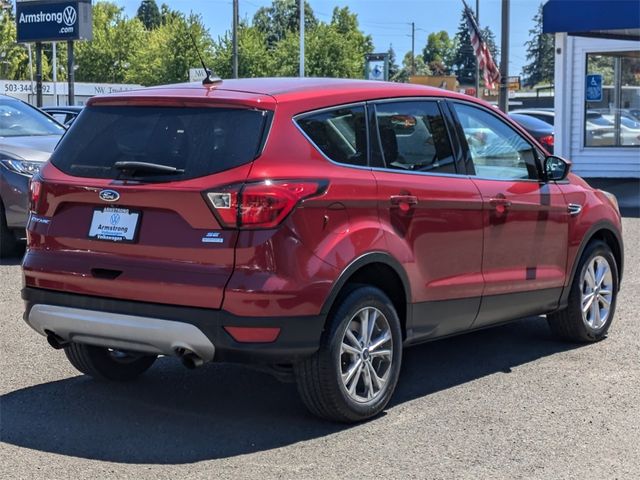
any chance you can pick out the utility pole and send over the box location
[232,0,239,78]
[299,0,304,77]
[35,42,42,107]
[411,22,416,75]
[52,42,57,106]
[67,40,75,105]
[498,0,510,113]
[475,0,480,98]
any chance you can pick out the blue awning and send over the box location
[543,0,640,39]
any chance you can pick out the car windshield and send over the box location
[0,98,65,137]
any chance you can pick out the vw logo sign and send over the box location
[110,213,121,225]
[99,190,120,202]
[63,6,77,27]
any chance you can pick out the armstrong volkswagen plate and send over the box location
[88,207,141,243]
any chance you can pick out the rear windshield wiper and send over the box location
[113,161,184,177]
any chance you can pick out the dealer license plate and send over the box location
[88,207,141,243]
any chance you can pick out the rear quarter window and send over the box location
[50,106,271,181]
[296,106,367,167]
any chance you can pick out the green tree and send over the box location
[137,0,161,30]
[392,51,431,82]
[422,31,454,66]
[253,0,317,47]
[522,3,554,87]
[159,3,181,25]
[129,11,214,85]
[387,45,399,80]
[211,24,272,78]
[75,2,146,83]
[452,12,474,84]
[452,10,498,85]
[0,1,29,79]
[267,6,371,78]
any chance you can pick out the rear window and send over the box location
[50,106,271,181]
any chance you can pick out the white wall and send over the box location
[554,34,640,178]
[0,80,144,106]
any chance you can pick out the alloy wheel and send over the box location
[581,255,613,330]
[339,307,394,403]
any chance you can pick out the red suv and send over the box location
[22,78,623,422]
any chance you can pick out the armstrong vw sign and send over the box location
[16,0,92,43]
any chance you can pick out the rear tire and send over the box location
[548,240,618,342]
[295,285,403,423]
[64,343,157,381]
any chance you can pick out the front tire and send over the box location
[64,343,157,381]
[295,286,403,423]
[548,240,618,342]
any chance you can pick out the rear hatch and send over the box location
[24,93,273,309]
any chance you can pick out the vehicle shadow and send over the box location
[1,316,578,464]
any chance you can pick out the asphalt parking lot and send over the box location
[1,216,639,479]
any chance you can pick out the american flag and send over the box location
[462,0,501,90]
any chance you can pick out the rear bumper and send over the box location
[22,287,325,364]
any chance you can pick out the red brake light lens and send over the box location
[539,135,554,147]
[29,178,42,213]
[205,180,327,229]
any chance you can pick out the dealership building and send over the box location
[544,0,639,186]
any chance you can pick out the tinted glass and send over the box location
[375,101,455,174]
[297,106,367,166]
[50,106,270,180]
[452,103,539,180]
[0,98,65,137]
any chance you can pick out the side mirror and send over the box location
[544,155,571,181]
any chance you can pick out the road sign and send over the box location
[16,0,92,42]
[189,68,208,82]
[507,76,521,91]
[586,74,603,102]
[364,53,389,81]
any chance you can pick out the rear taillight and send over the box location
[29,177,43,213]
[539,134,554,148]
[205,180,327,229]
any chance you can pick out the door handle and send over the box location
[489,196,511,214]
[489,197,512,207]
[390,195,418,213]
[390,195,418,205]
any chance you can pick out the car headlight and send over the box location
[0,154,43,177]
[600,190,620,214]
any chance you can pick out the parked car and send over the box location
[510,108,555,126]
[510,112,554,153]
[601,114,640,146]
[41,105,83,126]
[511,108,632,146]
[0,95,65,257]
[22,78,624,422]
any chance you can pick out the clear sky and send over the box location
[117,0,544,76]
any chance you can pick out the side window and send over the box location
[296,106,367,166]
[452,103,539,180]
[374,101,456,174]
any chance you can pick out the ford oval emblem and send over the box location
[99,189,120,202]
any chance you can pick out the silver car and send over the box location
[0,95,65,257]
